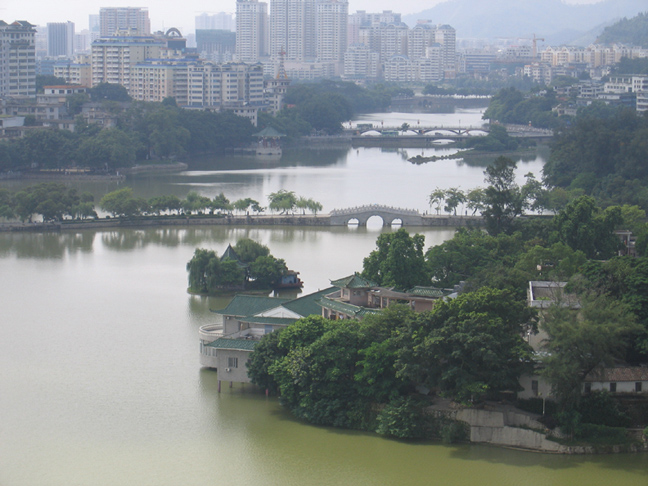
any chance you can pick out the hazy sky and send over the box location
[2,0,604,35]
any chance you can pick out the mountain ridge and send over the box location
[402,0,646,46]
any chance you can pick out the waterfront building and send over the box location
[99,7,150,37]
[235,0,268,63]
[0,20,36,97]
[199,275,449,385]
[47,21,75,58]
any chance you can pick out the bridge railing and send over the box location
[330,205,421,217]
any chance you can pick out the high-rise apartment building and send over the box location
[236,0,268,62]
[435,24,456,72]
[270,0,317,61]
[316,0,347,64]
[196,12,235,31]
[196,30,236,63]
[91,35,163,88]
[0,20,36,97]
[47,21,75,57]
[99,7,150,36]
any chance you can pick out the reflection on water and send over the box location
[1,226,648,486]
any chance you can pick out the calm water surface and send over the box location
[1,109,646,485]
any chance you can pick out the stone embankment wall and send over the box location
[0,215,333,233]
[440,407,647,453]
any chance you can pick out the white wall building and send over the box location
[270,0,317,61]
[236,0,268,63]
[0,20,36,97]
[47,21,74,58]
[99,7,150,37]
[316,0,348,67]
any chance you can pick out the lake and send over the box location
[1,109,646,485]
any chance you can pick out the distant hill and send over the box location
[596,12,648,47]
[403,0,647,46]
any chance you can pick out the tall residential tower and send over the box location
[236,0,268,62]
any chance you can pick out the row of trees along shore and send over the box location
[0,186,322,222]
[248,192,648,442]
[0,80,411,176]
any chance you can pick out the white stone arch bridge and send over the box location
[329,205,422,226]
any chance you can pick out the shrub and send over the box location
[578,391,631,428]
[440,421,469,444]
[375,397,433,439]
[576,423,629,445]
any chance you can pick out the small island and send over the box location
[187,238,302,294]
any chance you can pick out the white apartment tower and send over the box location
[0,20,36,97]
[435,24,456,73]
[99,7,151,36]
[236,0,268,62]
[270,0,317,61]
[47,21,75,57]
[316,0,348,63]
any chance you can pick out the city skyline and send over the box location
[2,0,601,35]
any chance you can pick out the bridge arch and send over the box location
[330,205,423,227]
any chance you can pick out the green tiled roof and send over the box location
[211,294,289,317]
[283,287,337,317]
[221,244,248,268]
[240,316,297,326]
[206,337,257,351]
[407,286,447,298]
[253,126,286,138]
[318,297,381,318]
[330,273,377,289]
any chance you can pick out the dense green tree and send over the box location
[76,128,138,169]
[465,188,486,216]
[182,192,212,214]
[400,288,535,403]
[268,189,297,214]
[211,193,231,213]
[99,187,146,217]
[541,291,640,412]
[90,82,131,102]
[249,255,287,288]
[552,196,622,259]
[66,92,90,116]
[187,248,217,293]
[234,238,270,263]
[596,12,648,48]
[482,156,526,235]
[362,229,428,290]
[35,75,66,93]
[19,129,76,170]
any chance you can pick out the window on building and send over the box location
[584,382,591,394]
[531,380,539,396]
[227,357,238,368]
[636,382,642,393]
[610,382,617,393]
